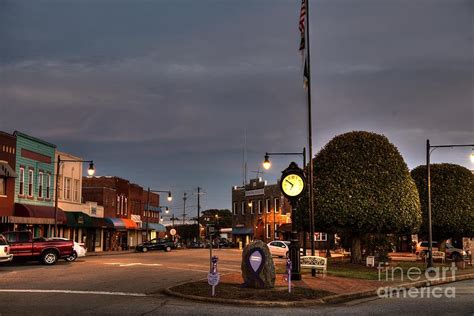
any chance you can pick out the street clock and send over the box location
[280,162,306,200]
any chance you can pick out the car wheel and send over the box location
[42,250,58,265]
[65,251,77,262]
[142,247,148,253]
[165,246,172,252]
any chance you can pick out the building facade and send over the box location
[0,132,17,232]
[232,178,292,247]
[11,132,62,237]
[82,176,162,250]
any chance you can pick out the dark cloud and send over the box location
[1,0,472,212]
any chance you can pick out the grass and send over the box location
[171,281,334,301]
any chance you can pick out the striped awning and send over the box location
[104,217,139,230]
[13,203,67,225]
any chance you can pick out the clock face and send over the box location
[281,174,305,197]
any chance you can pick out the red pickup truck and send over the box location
[2,231,74,265]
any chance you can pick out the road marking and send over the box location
[104,262,162,267]
[0,289,146,297]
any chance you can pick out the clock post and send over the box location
[280,162,306,281]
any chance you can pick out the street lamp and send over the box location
[145,188,173,241]
[425,139,474,268]
[263,148,316,276]
[54,156,95,237]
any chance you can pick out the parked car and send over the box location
[2,231,74,265]
[51,238,87,262]
[267,240,305,258]
[415,241,439,257]
[189,241,205,248]
[136,238,176,252]
[444,243,467,261]
[0,234,13,263]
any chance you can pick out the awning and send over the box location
[91,217,110,229]
[131,214,143,229]
[147,222,166,232]
[0,161,17,178]
[14,203,67,225]
[232,227,254,235]
[65,212,93,228]
[104,217,138,230]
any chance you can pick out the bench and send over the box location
[300,256,327,276]
[424,251,445,263]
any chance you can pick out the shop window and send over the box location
[46,174,51,199]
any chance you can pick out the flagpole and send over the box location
[305,0,316,277]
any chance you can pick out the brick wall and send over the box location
[0,131,16,215]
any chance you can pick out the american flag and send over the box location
[299,0,306,52]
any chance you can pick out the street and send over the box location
[0,249,473,315]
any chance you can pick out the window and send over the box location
[266,224,271,239]
[74,180,80,202]
[0,178,6,196]
[124,197,128,215]
[117,196,121,214]
[64,177,71,200]
[274,198,280,213]
[28,169,33,197]
[38,172,43,198]
[274,224,278,239]
[233,202,237,215]
[241,201,245,215]
[46,174,51,199]
[258,200,263,214]
[265,199,270,213]
[314,232,328,241]
[250,201,254,214]
[19,167,24,195]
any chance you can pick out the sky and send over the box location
[0,0,472,217]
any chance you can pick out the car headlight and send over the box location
[462,251,467,256]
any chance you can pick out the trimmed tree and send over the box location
[411,163,474,240]
[312,131,421,263]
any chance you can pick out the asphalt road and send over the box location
[0,249,472,315]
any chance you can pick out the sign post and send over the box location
[207,225,215,269]
[286,258,292,293]
[207,256,220,296]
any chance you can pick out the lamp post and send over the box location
[426,139,474,268]
[263,148,316,276]
[145,188,172,241]
[54,156,94,237]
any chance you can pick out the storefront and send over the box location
[8,203,67,237]
[232,227,254,247]
[148,222,166,239]
[104,217,138,250]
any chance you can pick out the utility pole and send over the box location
[197,187,201,245]
[182,193,187,225]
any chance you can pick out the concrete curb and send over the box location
[164,273,474,307]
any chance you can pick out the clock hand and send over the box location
[285,179,294,188]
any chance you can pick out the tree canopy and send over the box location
[411,163,474,240]
[311,131,421,262]
[199,209,232,228]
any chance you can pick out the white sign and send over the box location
[170,229,176,236]
[245,189,264,197]
[207,272,220,286]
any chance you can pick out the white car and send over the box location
[53,238,87,262]
[267,241,291,258]
[0,234,13,263]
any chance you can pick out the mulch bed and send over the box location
[170,281,334,301]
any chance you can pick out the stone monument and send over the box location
[241,240,275,289]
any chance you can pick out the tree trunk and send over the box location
[351,235,362,264]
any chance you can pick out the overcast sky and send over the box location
[0,0,472,216]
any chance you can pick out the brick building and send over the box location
[82,176,162,250]
[0,131,17,231]
[231,178,292,247]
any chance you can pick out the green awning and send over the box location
[148,223,166,232]
[65,212,93,228]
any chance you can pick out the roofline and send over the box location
[13,131,56,148]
